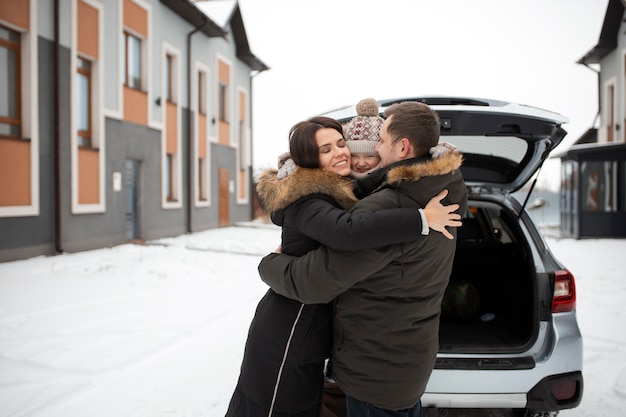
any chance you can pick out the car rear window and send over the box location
[445,136,528,165]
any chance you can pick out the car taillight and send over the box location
[552,269,576,313]
[551,380,579,402]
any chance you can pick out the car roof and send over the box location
[320,96,569,193]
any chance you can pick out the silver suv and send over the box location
[321,97,583,417]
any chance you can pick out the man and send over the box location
[258,101,468,417]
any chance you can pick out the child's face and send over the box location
[315,128,351,177]
[351,152,381,174]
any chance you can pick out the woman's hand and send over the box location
[424,189,462,240]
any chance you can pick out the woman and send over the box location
[225,116,460,417]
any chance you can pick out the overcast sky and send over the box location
[238,0,608,188]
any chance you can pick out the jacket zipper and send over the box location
[267,303,305,417]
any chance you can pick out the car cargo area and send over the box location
[438,203,535,353]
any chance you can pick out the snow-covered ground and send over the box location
[0,223,624,417]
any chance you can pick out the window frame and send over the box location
[166,53,174,104]
[166,153,175,202]
[198,157,207,201]
[218,82,228,123]
[76,57,92,147]
[123,31,142,91]
[239,119,246,170]
[198,70,206,115]
[0,25,22,139]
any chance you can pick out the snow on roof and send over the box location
[194,0,237,28]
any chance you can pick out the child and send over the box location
[343,98,384,179]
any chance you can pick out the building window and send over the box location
[607,84,615,142]
[239,120,245,169]
[166,54,174,103]
[166,153,175,201]
[581,161,619,213]
[0,25,21,138]
[219,82,228,122]
[198,157,207,201]
[198,71,206,115]
[124,31,141,90]
[76,57,92,147]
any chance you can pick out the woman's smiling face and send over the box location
[316,128,351,177]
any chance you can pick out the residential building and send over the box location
[560,0,626,238]
[0,0,268,262]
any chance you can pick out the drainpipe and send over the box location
[186,20,210,234]
[53,0,62,253]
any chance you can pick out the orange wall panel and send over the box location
[78,148,100,204]
[124,0,147,36]
[0,139,31,206]
[218,60,230,83]
[0,0,29,30]
[123,86,148,125]
[78,0,99,59]
[218,120,230,146]
[239,91,246,120]
[198,114,207,157]
[166,102,178,153]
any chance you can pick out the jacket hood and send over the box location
[256,168,358,214]
[386,151,464,185]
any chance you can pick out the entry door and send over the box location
[219,168,230,227]
[125,159,142,240]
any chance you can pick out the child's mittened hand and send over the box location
[277,158,297,179]
[429,141,457,159]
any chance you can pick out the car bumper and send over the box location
[423,314,583,411]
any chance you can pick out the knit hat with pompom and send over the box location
[343,98,384,154]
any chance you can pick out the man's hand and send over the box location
[424,189,462,240]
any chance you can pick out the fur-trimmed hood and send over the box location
[256,168,358,214]
[386,150,463,185]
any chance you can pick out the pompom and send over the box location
[355,98,379,117]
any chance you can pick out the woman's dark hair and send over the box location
[288,116,344,169]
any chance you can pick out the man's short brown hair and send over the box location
[383,101,440,157]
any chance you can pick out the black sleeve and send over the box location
[290,196,423,252]
[352,169,387,199]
